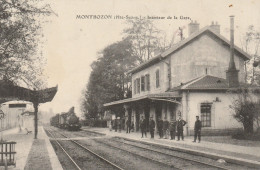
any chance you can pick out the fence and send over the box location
[0,141,16,167]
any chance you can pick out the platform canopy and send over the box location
[0,79,58,139]
[104,91,182,107]
[0,80,58,104]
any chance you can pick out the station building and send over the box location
[0,101,33,131]
[104,17,260,135]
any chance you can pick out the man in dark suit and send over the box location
[140,116,147,138]
[193,116,202,143]
[126,118,131,133]
[163,117,169,139]
[176,116,187,141]
[169,119,176,140]
[157,117,163,139]
[149,117,155,139]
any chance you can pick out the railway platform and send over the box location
[0,126,62,170]
[82,127,260,168]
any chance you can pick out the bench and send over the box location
[25,128,32,135]
[0,141,16,167]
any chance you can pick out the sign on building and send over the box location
[9,104,26,108]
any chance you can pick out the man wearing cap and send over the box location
[149,117,155,138]
[193,116,202,143]
[118,117,121,133]
[157,117,163,139]
[176,115,187,141]
[114,117,118,132]
[163,117,169,139]
[169,119,176,140]
[140,116,147,138]
[126,118,131,133]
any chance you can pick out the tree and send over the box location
[240,25,260,85]
[230,88,260,134]
[123,19,169,63]
[81,38,138,120]
[0,0,53,89]
[82,19,172,120]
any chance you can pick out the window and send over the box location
[141,76,145,91]
[156,70,160,88]
[137,78,140,93]
[200,103,212,127]
[145,74,150,91]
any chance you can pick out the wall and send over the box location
[0,102,32,131]
[183,91,243,135]
[170,33,246,88]
[131,32,246,97]
[132,60,168,97]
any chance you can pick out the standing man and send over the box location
[118,117,121,133]
[163,117,169,139]
[126,118,131,133]
[140,116,147,138]
[157,117,163,139]
[193,116,202,143]
[169,119,176,140]
[109,120,112,131]
[149,117,155,139]
[114,117,118,132]
[176,115,187,141]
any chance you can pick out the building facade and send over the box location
[0,101,33,131]
[104,17,259,135]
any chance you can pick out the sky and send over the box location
[39,0,260,117]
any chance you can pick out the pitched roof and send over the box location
[181,75,228,90]
[128,26,251,74]
[168,75,260,91]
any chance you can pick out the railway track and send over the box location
[75,130,236,169]
[94,138,226,170]
[82,129,253,170]
[46,127,254,170]
[97,137,248,170]
[45,127,123,170]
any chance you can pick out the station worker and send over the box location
[140,116,147,138]
[193,116,202,143]
[163,117,169,139]
[176,115,187,141]
[149,117,155,139]
[126,118,131,133]
[169,119,176,140]
[157,117,164,139]
[117,117,121,133]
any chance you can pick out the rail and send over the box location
[46,127,124,170]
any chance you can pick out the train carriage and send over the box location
[50,107,81,131]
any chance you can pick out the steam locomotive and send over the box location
[50,107,81,131]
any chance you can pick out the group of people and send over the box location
[138,115,202,142]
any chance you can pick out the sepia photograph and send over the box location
[0,0,259,169]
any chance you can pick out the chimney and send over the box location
[210,21,220,34]
[188,20,199,36]
[226,16,239,88]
